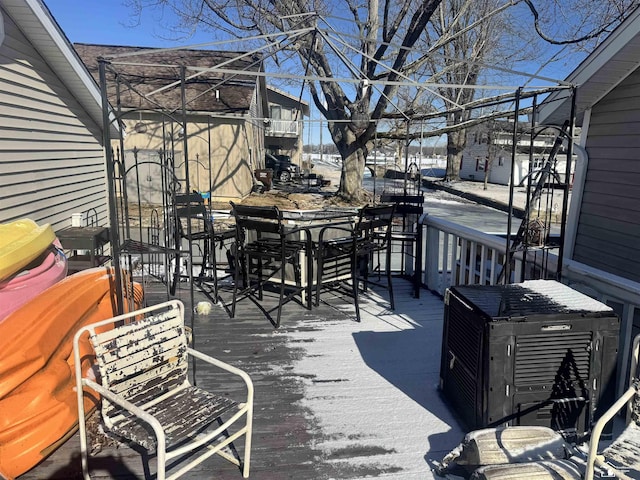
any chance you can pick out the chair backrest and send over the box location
[88,300,188,427]
[230,202,284,237]
[380,192,424,215]
[174,192,212,236]
[356,204,395,246]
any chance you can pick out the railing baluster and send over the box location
[442,232,450,294]
[450,234,458,287]
[469,241,477,285]
[425,225,440,292]
[457,238,467,286]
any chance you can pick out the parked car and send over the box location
[265,153,300,182]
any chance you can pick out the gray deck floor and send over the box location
[18,277,464,480]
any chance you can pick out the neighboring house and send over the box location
[538,5,640,369]
[74,43,268,204]
[459,121,573,186]
[0,0,112,230]
[265,86,309,168]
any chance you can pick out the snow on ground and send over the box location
[273,284,465,479]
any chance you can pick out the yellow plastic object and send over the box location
[0,267,143,479]
[0,219,56,281]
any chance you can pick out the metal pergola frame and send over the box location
[95,25,578,321]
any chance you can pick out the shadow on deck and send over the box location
[19,278,464,480]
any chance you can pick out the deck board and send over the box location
[18,277,464,480]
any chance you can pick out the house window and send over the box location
[498,156,504,166]
[270,105,282,120]
[476,157,484,171]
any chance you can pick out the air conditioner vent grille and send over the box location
[515,332,591,391]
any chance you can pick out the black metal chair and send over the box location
[379,192,424,298]
[170,192,234,302]
[229,202,312,328]
[315,204,395,322]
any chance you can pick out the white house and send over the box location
[459,121,573,187]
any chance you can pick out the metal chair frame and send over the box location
[380,192,424,298]
[315,204,395,322]
[73,300,253,480]
[230,202,312,328]
[170,192,234,302]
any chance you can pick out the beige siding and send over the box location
[0,9,107,232]
[574,67,640,282]
[120,116,256,202]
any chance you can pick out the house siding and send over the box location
[0,9,107,231]
[120,116,255,202]
[573,66,640,282]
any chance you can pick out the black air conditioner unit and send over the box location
[439,280,619,438]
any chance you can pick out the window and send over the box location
[498,156,504,167]
[270,105,282,120]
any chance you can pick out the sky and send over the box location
[45,0,210,48]
[43,0,584,148]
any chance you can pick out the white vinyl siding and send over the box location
[573,67,640,283]
[0,8,106,232]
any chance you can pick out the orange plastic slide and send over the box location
[0,267,143,479]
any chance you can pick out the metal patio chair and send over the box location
[230,202,313,328]
[379,192,424,298]
[435,334,640,480]
[170,192,234,302]
[315,204,395,322]
[73,300,253,480]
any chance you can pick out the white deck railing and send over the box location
[420,214,536,295]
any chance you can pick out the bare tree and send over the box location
[125,0,636,199]
[126,0,445,201]
[419,0,635,182]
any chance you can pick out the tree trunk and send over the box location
[329,123,370,203]
[338,146,367,201]
[445,127,466,181]
[444,107,470,181]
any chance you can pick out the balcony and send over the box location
[21,273,465,479]
[266,119,300,137]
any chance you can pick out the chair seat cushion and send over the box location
[109,386,238,451]
[435,426,569,474]
[602,421,640,474]
[470,458,584,480]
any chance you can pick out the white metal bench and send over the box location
[73,300,253,479]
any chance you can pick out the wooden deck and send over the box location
[18,276,465,480]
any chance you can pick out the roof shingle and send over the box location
[74,43,262,113]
